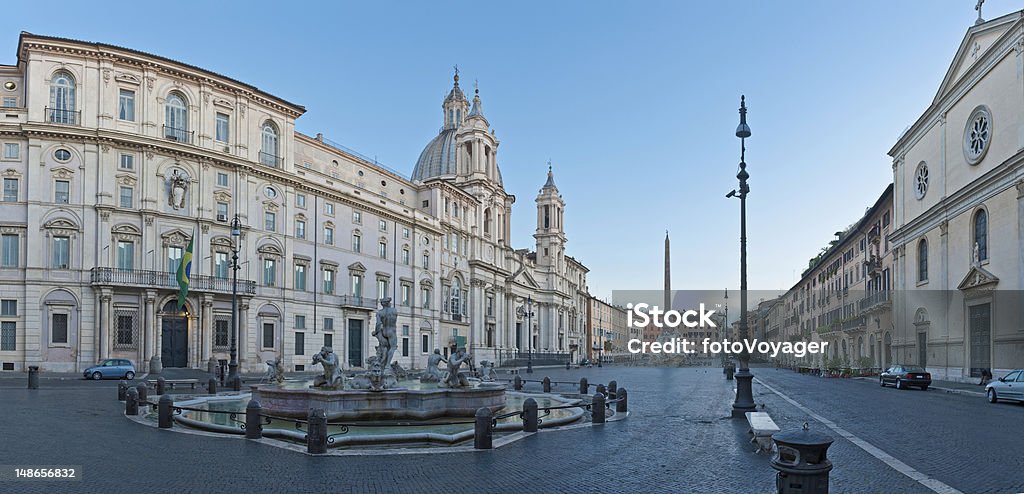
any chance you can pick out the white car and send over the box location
[985,369,1024,404]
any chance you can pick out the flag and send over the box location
[176,230,195,309]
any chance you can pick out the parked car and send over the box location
[986,369,1024,404]
[879,365,931,390]
[83,359,135,380]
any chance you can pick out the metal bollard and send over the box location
[245,399,263,439]
[207,377,217,395]
[592,392,606,424]
[566,362,570,370]
[474,407,493,449]
[307,408,327,454]
[514,375,523,391]
[523,398,539,433]
[579,377,588,395]
[156,376,166,395]
[125,387,139,416]
[616,387,628,413]
[158,394,173,428]
[136,382,148,405]
[527,360,533,374]
[118,380,129,401]
[596,384,606,397]
[230,375,241,392]
[27,366,39,389]
[608,380,617,399]
[542,377,551,393]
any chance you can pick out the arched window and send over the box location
[164,93,189,142]
[483,208,491,234]
[918,238,928,282]
[49,71,76,123]
[450,278,461,315]
[974,209,988,262]
[260,122,279,167]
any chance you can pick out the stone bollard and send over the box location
[616,387,628,413]
[136,382,148,405]
[307,408,328,454]
[579,377,588,395]
[523,398,539,433]
[608,380,617,399]
[513,375,523,391]
[596,384,606,397]
[245,399,263,439]
[158,394,174,428]
[591,392,606,424]
[207,377,217,395]
[542,377,551,393]
[27,366,39,389]
[118,380,129,401]
[474,407,493,450]
[125,387,139,416]
[207,356,218,375]
[156,376,166,395]
[230,375,241,392]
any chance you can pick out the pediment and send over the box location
[957,264,999,291]
[114,73,141,85]
[511,268,539,289]
[160,228,192,247]
[933,13,1020,104]
[348,262,366,273]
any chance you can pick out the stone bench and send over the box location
[745,411,780,453]
[146,378,200,390]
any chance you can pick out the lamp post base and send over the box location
[731,369,757,418]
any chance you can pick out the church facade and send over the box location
[0,32,589,374]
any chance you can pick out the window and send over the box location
[351,210,360,223]
[379,241,387,258]
[119,154,134,170]
[265,212,276,232]
[49,71,76,123]
[118,89,135,121]
[214,320,228,347]
[216,202,229,221]
[215,113,229,142]
[379,220,387,231]
[55,180,70,204]
[918,239,928,282]
[294,264,307,291]
[260,122,279,166]
[421,334,429,353]
[377,279,388,299]
[119,186,133,208]
[351,274,362,296]
[1,234,17,267]
[2,97,15,108]
[116,240,134,270]
[1,300,16,316]
[296,220,306,239]
[883,211,890,227]
[401,283,411,306]
[296,193,306,208]
[323,269,335,294]
[402,227,410,239]
[351,233,360,252]
[3,178,17,202]
[3,143,19,159]
[52,236,70,269]
[214,252,229,279]
[295,315,306,329]
[54,149,71,162]
[421,287,431,309]
[116,314,134,347]
[262,323,274,348]
[487,296,494,317]
[974,209,988,262]
[51,313,68,344]
[402,337,409,357]
[164,93,188,139]
[324,333,333,349]
[964,106,991,164]
[0,321,14,351]
[167,246,182,273]
[324,317,334,331]
[324,227,334,245]
[263,258,277,286]
[326,203,335,216]
[402,247,410,265]
[422,252,429,269]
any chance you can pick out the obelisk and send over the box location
[664,230,671,311]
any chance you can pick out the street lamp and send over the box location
[527,296,534,373]
[598,314,603,368]
[227,214,242,391]
[728,95,756,418]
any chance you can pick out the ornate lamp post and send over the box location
[598,314,604,368]
[227,215,242,391]
[728,96,756,418]
[527,296,534,373]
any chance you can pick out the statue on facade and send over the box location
[168,169,188,210]
[373,298,398,372]
[312,346,345,389]
[441,347,473,388]
[421,348,448,383]
[478,359,496,382]
[973,241,980,266]
[265,355,285,385]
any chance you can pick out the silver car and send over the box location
[985,369,1024,404]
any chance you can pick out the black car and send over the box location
[880,365,931,390]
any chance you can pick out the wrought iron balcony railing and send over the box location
[338,295,377,310]
[259,151,283,168]
[858,290,891,313]
[46,107,80,125]
[163,125,194,144]
[91,267,256,295]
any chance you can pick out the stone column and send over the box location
[239,299,250,372]
[152,311,163,374]
[100,292,112,360]
[201,295,214,363]
[144,290,156,372]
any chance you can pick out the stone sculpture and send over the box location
[373,298,399,372]
[441,348,473,388]
[478,359,496,382]
[266,355,285,385]
[421,348,447,383]
[311,346,345,389]
[390,361,408,380]
[168,169,188,209]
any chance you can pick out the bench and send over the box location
[146,378,200,390]
[745,411,780,453]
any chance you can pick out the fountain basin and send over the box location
[253,383,507,420]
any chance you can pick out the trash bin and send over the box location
[28,365,39,389]
[771,425,833,493]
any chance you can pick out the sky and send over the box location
[3,0,1019,299]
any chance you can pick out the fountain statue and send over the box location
[373,297,399,372]
[478,359,496,382]
[265,355,285,385]
[311,346,345,389]
[441,348,473,388]
[421,348,447,383]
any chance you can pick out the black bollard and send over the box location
[474,407,493,450]
[307,408,327,454]
[592,392,606,424]
[514,375,523,391]
[136,382,148,405]
[579,377,588,395]
[156,376,166,395]
[616,388,628,413]
[27,366,39,389]
[608,380,617,399]
[566,361,571,370]
[596,384,606,397]
[527,360,533,374]
[207,377,217,395]
[118,380,129,401]
[230,375,241,392]
[245,398,262,439]
[158,394,173,428]
[523,398,539,433]
[542,377,551,393]
[125,387,139,416]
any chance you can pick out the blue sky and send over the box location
[4,1,1019,298]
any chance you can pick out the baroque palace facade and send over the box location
[0,32,590,374]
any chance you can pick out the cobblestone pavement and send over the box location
[5,365,1005,493]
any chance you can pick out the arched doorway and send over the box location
[161,301,188,368]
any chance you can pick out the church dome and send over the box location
[411,127,458,181]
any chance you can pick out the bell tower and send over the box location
[535,165,566,270]
[442,69,469,130]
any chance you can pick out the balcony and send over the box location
[163,125,194,144]
[339,295,377,310]
[46,107,80,125]
[858,290,891,314]
[90,267,255,295]
[864,255,882,275]
[842,315,866,332]
[259,151,283,168]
